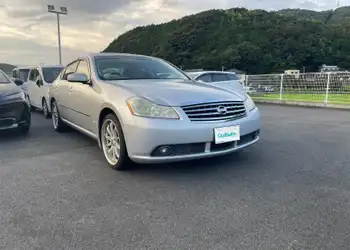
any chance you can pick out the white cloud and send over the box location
[0,0,347,65]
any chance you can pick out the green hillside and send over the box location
[104,7,350,74]
[277,7,350,24]
[0,63,16,74]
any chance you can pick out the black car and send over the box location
[0,70,31,134]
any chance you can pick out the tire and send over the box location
[51,100,68,132]
[42,98,50,119]
[100,113,132,170]
[18,123,30,135]
[18,111,31,135]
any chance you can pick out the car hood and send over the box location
[0,83,21,99]
[110,79,246,106]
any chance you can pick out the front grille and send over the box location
[210,130,260,151]
[0,102,25,120]
[151,143,205,157]
[182,101,246,122]
[237,130,260,146]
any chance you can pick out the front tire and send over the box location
[42,98,50,119]
[100,113,132,170]
[51,100,68,132]
[18,123,30,135]
[18,111,31,135]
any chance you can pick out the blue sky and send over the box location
[0,0,344,65]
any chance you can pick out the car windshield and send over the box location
[0,71,10,84]
[95,56,189,81]
[18,69,30,82]
[42,67,64,83]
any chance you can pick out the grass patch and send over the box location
[252,93,350,105]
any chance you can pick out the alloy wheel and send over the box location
[101,119,121,165]
[52,102,59,129]
[43,100,48,117]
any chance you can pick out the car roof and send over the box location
[13,66,34,70]
[87,52,156,60]
[38,64,64,69]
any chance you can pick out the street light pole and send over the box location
[56,13,62,65]
[48,5,67,65]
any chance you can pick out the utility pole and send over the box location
[48,5,68,65]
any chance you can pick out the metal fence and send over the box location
[245,72,350,105]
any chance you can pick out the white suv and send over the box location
[27,65,64,118]
[12,66,32,95]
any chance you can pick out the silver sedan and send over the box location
[49,53,261,170]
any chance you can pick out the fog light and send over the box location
[159,146,171,155]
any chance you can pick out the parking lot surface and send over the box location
[0,104,349,250]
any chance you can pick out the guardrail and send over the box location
[245,72,350,106]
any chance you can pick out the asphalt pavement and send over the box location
[0,104,349,250]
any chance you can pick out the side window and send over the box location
[12,70,17,78]
[62,61,79,80]
[34,69,42,81]
[28,69,34,81]
[30,69,39,81]
[211,73,228,82]
[75,60,90,77]
[197,74,212,83]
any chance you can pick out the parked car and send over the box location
[0,69,31,134]
[244,86,257,94]
[27,65,64,118]
[49,53,260,170]
[12,66,32,96]
[186,70,246,95]
[257,85,275,92]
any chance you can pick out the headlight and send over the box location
[126,97,180,119]
[244,95,256,111]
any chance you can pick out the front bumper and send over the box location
[0,101,31,131]
[123,107,261,164]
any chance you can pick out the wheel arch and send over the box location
[97,104,124,148]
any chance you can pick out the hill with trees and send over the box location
[104,7,350,74]
[0,63,16,75]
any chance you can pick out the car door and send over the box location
[55,60,79,120]
[32,68,43,108]
[36,68,48,108]
[27,68,39,107]
[69,59,101,133]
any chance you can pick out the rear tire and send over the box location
[51,100,68,132]
[42,98,50,119]
[100,113,132,170]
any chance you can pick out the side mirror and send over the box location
[14,78,23,86]
[36,79,43,87]
[67,73,89,84]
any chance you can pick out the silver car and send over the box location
[186,70,246,96]
[49,53,260,170]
